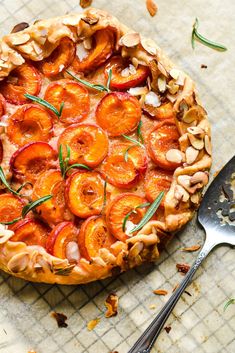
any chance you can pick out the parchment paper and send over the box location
[0,0,234,352]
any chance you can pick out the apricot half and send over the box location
[95,92,141,136]
[44,79,90,125]
[0,63,41,105]
[143,102,176,120]
[0,194,24,224]
[106,193,147,241]
[144,168,173,204]
[65,171,104,218]
[58,123,108,167]
[11,218,49,247]
[78,216,115,260]
[10,142,57,182]
[7,104,53,146]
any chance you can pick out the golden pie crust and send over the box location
[0,8,212,284]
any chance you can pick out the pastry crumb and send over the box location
[87,318,100,331]
[149,304,156,309]
[80,0,92,8]
[164,326,171,334]
[51,312,68,328]
[153,289,168,295]
[201,64,207,69]
[181,245,201,252]
[146,0,158,17]
[105,293,119,318]
[176,263,190,274]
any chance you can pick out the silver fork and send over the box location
[128,155,235,353]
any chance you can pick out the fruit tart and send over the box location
[0,9,212,284]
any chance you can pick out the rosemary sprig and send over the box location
[0,195,52,225]
[0,166,19,196]
[53,264,75,276]
[102,180,107,212]
[16,181,33,193]
[191,18,227,51]
[122,202,150,232]
[59,144,91,178]
[24,94,64,118]
[224,298,235,311]
[130,192,164,233]
[124,145,135,163]
[122,134,145,162]
[137,120,144,144]
[66,70,112,93]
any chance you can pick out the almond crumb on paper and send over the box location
[51,312,68,328]
[201,64,207,69]
[104,293,119,318]
[176,263,190,274]
[146,0,158,17]
[164,326,171,334]
[181,245,201,252]
[80,0,92,9]
[87,318,100,331]
[149,304,156,310]
[153,289,168,296]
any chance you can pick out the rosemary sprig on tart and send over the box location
[122,202,150,232]
[66,69,112,92]
[59,144,91,179]
[24,94,64,118]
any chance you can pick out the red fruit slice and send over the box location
[105,56,149,90]
[38,37,76,77]
[72,29,114,73]
[0,63,41,105]
[148,120,181,170]
[65,171,104,218]
[144,168,173,204]
[10,142,57,182]
[143,102,176,120]
[78,216,115,260]
[0,194,24,224]
[46,221,79,262]
[100,143,147,189]
[7,104,53,146]
[106,193,147,242]
[11,218,49,247]
[32,170,70,225]
[0,93,6,117]
[58,123,108,167]
[95,92,141,136]
[44,79,90,125]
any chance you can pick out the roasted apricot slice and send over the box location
[105,56,149,90]
[144,169,173,204]
[78,216,115,260]
[58,123,108,167]
[32,170,70,225]
[65,171,104,218]
[44,79,90,125]
[0,93,6,117]
[46,221,79,262]
[143,102,176,120]
[38,37,76,77]
[11,218,49,247]
[100,143,147,189]
[96,92,141,136]
[10,142,57,183]
[106,193,147,241]
[0,194,24,224]
[0,63,41,105]
[7,104,53,146]
[148,120,181,170]
[72,29,114,73]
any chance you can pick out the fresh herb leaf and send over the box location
[0,166,19,196]
[21,195,52,218]
[106,68,112,91]
[59,144,65,177]
[0,217,22,225]
[192,18,227,51]
[122,134,145,148]
[24,94,64,118]
[102,180,107,211]
[137,120,144,144]
[16,181,33,193]
[122,202,151,232]
[59,144,90,178]
[65,164,91,173]
[66,70,111,92]
[124,145,135,162]
[130,192,164,233]
[53,264,75,276]
[224,298,235,311]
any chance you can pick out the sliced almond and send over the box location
[182,107,198,123]
[145,91,161,107]
[141,37,157,55]
[7,252,30,273]
[10,33,30,45]
[146,0,158,17]
[185,146,199,164]
[167,79,179,95]
[9,52,25,65]
[165,149,183,164]
[174,185,190,202]
[169,68,180,80]
[132,57,139,68]
[128,86,148,96]
[177,175,191,189]
[204,135,212,155]
[190,171,209,186]
[83,37,92,50]
[187,126,204,136]
[158,74,166,93]
[119,32,140,47]
[62,16,81,26]
[188,134,204,150]
[190,193,200,204]
[181,244,201,252]
[81,16,99,25]
[178,100,189,120]
[11,22,29,33]
[157,62,168,76]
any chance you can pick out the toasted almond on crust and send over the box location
[119,32,140,47]
[11,22,29,34]
[190,192,200,204]
[10,33,31,46]
[166,149,184,164]
[174,185,190,202]
[146,0,158,17]
[204,135,212,155]
[158,74,167,92]
[185,146,199,164]
[187,126,204,136]
[153,289,168,295]
[80,0,92,9]
[169,68,180,80]
[81,16,99,25]
[188,134,204,150]
[190,171,209,186]
[7,252,30,273]
[141,38,157,55]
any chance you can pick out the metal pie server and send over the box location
[128,155,235,353]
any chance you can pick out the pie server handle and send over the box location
[127,236,217,353]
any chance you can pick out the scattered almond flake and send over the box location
[153,289,168,296]
[149,304,156,310]
[141,38,157,55]
[188,134,204,150]
[201,64,207,69]
[125,220,136,236]
[185,146,199,165]
[83,37,92,50]
[166,93,177,103]
[174,71,185,86]
[164,326,172,334]
[80,0,92,8]
[176,263,190,275]
[204,135,212,155]
[105,293,119,318]
[181,245,201,252]
[51,312,68,328]
[167,80,179,95]
[66,241,80,263]
[132,57,139,68]
[157,74,166,93]
[87,318,100,331]
[11,22,29,33]
[169,68,180,80]
[145,91,160,107]
[165,149,183,164]
[76,42,89,61]
[146,0,158,17]
[11,33,31,46]
[119,32,140,47]
[128,86,148,96]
